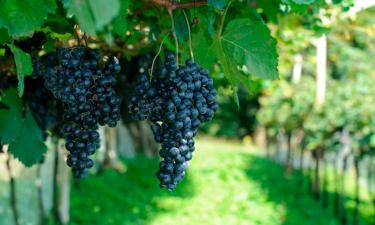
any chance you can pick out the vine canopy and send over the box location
[0,0,352,166]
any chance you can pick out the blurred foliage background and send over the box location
[0,0,374,225]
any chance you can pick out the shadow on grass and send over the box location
[66,155,195,225]
[323,190,373,225]
[320,178,374,225]
[243,154,341,225]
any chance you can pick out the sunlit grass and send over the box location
[63,139,343,225]
[0,139,372,225]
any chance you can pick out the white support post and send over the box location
[292,53,303,84]
[315,34,327,106]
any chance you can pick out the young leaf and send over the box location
[0,0,56,37]
[8,112,47,167]
[64,0,120,35]
[7,44,33,96]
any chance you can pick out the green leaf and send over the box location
[214,38,243,86]
[208,0,226,9]
[43,37,57,53]
[8,112,47,167]
[112,0,130,38]
[0,28,11,44]
[232,90,240,110]
[175,11,189,42]
[0,88,23,144]
[281,0,311,12]
[192,28,217,71]
[0,0,56,37]
[7,44,33,97]
[64,0,120,35]
[44,14,74,35]
[290,0,315,4]
[0,88,47,167]
[220,18,278,80]
[256,0,281,23]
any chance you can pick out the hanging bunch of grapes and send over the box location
[129,52,218,190]
[33,47,121,177]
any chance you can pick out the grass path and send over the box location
[64,139,341,225]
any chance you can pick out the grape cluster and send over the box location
[116,54,154,123]
[129,52,218,190]
[33,47,121,177]
[25,77,63,140]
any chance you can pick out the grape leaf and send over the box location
[8,112,47,167]
[208,0,226,9]
[64,0,120,35]
[0,0,56,37]
[192,28,217,71]
[175,11,189,42]
[44,14,74,35]
[220,18,278,80]
[256,0,281,23]
[7,44,33,97]
[191,10,217,70]
[112,0,130,38]
[0,28,11,44]
[0,88,23,144]
[215,38,243,86]
[0,88,47,166]
[281,0,311,12]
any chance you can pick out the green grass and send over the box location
[62,139,347,225]
[1,139,372,225]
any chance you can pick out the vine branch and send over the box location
[152,0,207,11]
